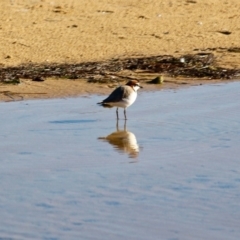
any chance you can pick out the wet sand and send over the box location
[0,82,240,239]
[0,76,232,102]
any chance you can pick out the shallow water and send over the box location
[0,82,240,240]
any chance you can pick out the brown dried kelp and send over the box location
[0,53,239,84]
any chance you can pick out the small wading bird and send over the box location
[97,80,143,119]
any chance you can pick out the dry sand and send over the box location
[0,0,240,101]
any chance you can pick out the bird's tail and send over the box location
[97,102,113,108]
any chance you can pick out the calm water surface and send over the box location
[0,82,240,240]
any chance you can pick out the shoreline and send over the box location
[1,52,239,102]
[0,53,240,102]
[0,76,237,103]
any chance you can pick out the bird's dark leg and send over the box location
[124,108,127,120]
[116,108,119,120]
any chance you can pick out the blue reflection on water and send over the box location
[0,82,240,240]
[49,119,97,124]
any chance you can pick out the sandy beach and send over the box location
[0,0,240,101]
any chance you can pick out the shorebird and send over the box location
[97,80,143,119]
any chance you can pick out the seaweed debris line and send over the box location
[1,53,240,85]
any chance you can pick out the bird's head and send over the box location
[126,80,143,91]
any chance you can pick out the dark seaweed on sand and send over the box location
[0,53,239,84]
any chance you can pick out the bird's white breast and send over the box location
[123,90,137,108]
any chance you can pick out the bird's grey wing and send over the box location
[102,86,125,103]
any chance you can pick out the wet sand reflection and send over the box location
[98,120,139,158]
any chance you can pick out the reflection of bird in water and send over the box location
[98,120,139,158]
